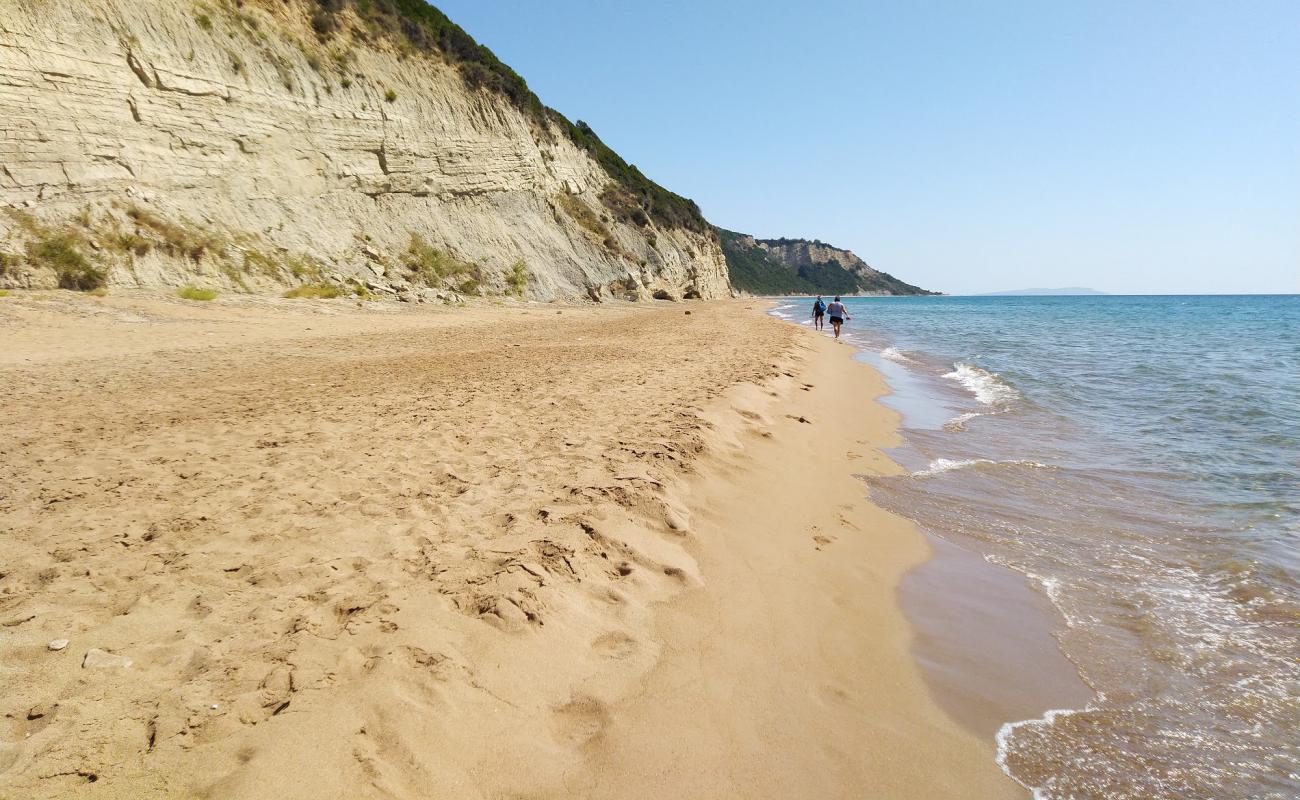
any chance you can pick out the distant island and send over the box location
[980,287,1108,296]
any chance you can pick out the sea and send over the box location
[772,295,1299,800]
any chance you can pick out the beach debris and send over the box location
[26,702,54,720]
[82,648,132,669]
[48,638,69,651]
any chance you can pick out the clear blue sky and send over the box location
[434,1,1298,294]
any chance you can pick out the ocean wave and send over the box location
[911,458,1050,477]
[996,706,1093,800]
[943,411,986,431]
[881,346,915,364]
[943,363,1021,406]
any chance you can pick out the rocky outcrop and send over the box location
[0,0,730,301]
[719,228,933,296]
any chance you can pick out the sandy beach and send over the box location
[0,292,1019,799]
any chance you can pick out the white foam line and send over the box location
[996,706,1093,800]
[911,458,1050,477]
[943,411,985,430]
[943,362,1021,406]
[911,458,995,476]
[881,346,914,364]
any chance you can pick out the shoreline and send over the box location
[766,300,1098,794]
[1,291,1018,797]
[569,317,1022,798]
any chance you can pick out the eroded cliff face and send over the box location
[720,229,932,296]
[0,0,730,301]
[751,239,898,291]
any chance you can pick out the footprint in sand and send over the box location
[812,526,837,550]
[591,631,637,659]
[553,695,610,746]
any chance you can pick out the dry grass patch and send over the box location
[284,283,343,299]
[403,235,476,287]
[125,206,219,262]
[177,285,219,301]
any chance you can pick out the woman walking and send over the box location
[825,297,850,339]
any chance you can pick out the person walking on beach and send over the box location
[826,296,850,339]
[812,296,826,331]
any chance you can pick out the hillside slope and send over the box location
[720,229,934,296]
[0,0,729,301]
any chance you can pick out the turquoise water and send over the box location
[774,295,1299,800]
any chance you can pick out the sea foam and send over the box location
[996,706,1092,800]
[943,411,985,431]
[881,346,915,364]
[943,363,1020,406]
[912,458,1049,477]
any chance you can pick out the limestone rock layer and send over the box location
[0,0,730,300]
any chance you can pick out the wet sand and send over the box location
[1,290,1019,798]
[900,535,1094,738]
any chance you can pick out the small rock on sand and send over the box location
[48,639,69,651]
[82,648,132,669]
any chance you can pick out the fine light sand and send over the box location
[0,291,1021,798]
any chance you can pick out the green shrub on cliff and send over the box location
[505,259,528,297]
[27,233,106,291]
[403,234,475,286]
[311,0,542,116]
[564,119,705,233]
[177,285,219,301]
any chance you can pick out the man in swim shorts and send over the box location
[812,296,826,331]
[825,296,850,339]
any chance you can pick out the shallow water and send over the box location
[773,295,1300,800]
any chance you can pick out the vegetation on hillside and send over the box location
[5,211,108,291]
[177,285,219,301]
[306,1,707,233]
[309,0,543,117]
[560,118,707,233]
[402,234,478,288]
[718,228,933,296]
[26,232,106,291]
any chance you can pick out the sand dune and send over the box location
[0,292,1016,798]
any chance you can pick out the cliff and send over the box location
[720,228,934,296]
[0,0,730,301]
